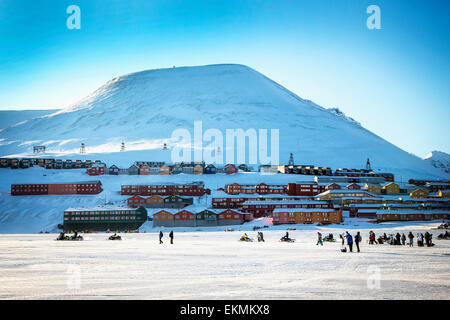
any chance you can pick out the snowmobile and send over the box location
[239,235,254,242]
[437,232,450,240]
[323,234,336,242]
[279,236,295,243]
[108,234,122,240]
[56,234,83,241]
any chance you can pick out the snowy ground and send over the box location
[0,222,449,300]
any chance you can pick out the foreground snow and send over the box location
[0,222,449,300]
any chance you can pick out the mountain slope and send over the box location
[0,64,447,179]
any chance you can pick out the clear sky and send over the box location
[0,0,448,158]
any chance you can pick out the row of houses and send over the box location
[152,208,253,227]
[127,195,194,208]
[1,158,101,169]
[11,181,103,196]
[223,181,403,197]
[376,210,450,222]
[87,163,239,176]
[212,194,314,209]
[121,182,210,196]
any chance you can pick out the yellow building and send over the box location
[382,182,400,194]
[193,164,204,175]
[364,183,381,194]
[409,189,429,198]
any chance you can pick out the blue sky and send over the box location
[0,0,448,158]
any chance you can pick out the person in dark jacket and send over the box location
[159,231,163,244]
[346,232,353,252]
[169,230,174,244]
[395,233,401,245]
[354,232,362,252]
[340,234,345,246]
[401,233,406,245]
[408,232,414,247]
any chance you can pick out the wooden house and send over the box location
[346,183,361,190]
[204,164,217,174]
[409,189,429,199]
[196,209,218,227]
[127,195,146,208]
[225,164,238,175]
[86,163,106,176]
[160,165,171,175]
[172,164,183,174]
[174,209,196,227]
[182,166,194,174]
[325,183,341,191]
[152,210,176,227]
[109,165,119,175]
[128,164,140,175]
[381,182,400,194]
[217,209,252,226]
[139,165,150,175]
[164,195,193,208]
[193,164,204,175]
[145,195,165,207]
[364,183,381,194]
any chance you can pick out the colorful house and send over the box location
[204,164,217,174]
[174,209,196,227]
[109,165,119,175]
[409,189,429,199]
[128,164,140,175]
[139,165,150,175]
[364,183,381,194]
[225,164,238,175]
[160,165,171,175]
[382,182,400,194]
[196,209,218,227]
[152,210,176,227]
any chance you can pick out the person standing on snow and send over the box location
[354,232,362,252]
[408,232,414,247]
[159,231,163,244]
[401,233,406,246]
[316,232,323,246]
[346,232,353,252]
[169,230,174,244]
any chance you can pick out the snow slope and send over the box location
[0,110,58,131]
[0,64,447,179]
[424,151,450,175]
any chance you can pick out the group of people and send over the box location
[56,231,82,241]
[159,230,174,244]
[367,231,434,247]
[338,231,362,252]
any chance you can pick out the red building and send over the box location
[11,181,103,195]
[86,163,106,176]
[121,182,210,196]
[212,195,314,209]
[286,182,326,196]
[241,200,334,218]
[225,183,286,195]
[225,164,238,175]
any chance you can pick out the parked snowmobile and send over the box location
[108,233,122,240]
[323,233,336,242]
[239,233,254,242]
[437,231,450,240]
[56,232,83,241]
[280,232,295,242]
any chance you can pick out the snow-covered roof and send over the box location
[243,200,331,205]
[65,205,135,212]
[273,208,338,213]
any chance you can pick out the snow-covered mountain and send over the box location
[0,64,447,179]
[0,110,58,131]
[424,151,450,175]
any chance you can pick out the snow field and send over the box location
[0,224,449,300]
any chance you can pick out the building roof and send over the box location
[65,205,135,212]
[243,200,331,206]
[273,208,338,213]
